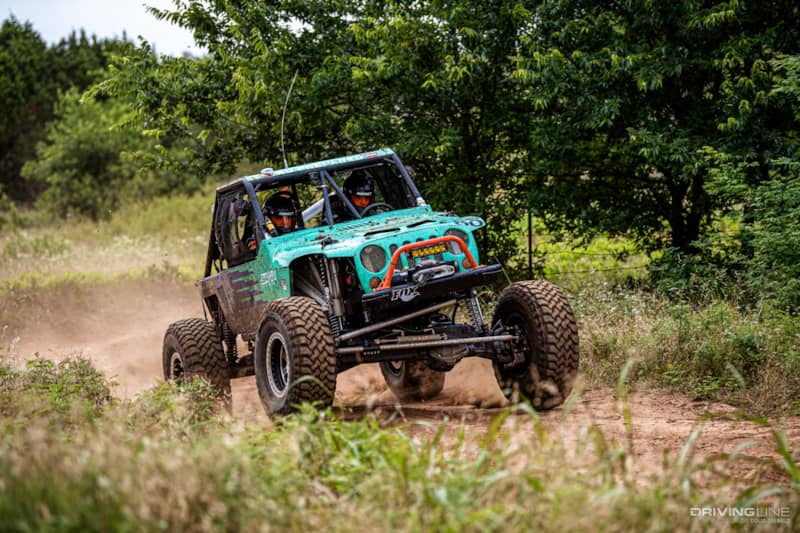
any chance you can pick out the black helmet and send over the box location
[262,191,296,234]
[343,172,375,209]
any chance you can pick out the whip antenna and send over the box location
[280,70,299,169]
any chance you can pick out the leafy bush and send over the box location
[20,89,204,221]
[128,378,223,434]
[20,90,143,220]
[0,192,23,230]
[742,168,800,311]
[0,356,113,423]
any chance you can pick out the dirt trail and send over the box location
[7,279,799,476]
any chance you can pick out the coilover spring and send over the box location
[222,322,238,364]
[316,256,329,288]
[316,256,343,337]
[466,290,487,332]
[328,315,344,338]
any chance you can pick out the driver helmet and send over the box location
[343,172,375,210]
[262,191,296,234]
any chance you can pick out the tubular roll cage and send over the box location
[217,152,422,236]
[205,152,421,278]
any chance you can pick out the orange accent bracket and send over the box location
[376,235,477,290]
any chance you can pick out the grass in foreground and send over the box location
[0,356,797,532]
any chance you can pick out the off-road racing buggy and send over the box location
[163,149,579,415]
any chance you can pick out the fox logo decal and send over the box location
[390,285,421,302]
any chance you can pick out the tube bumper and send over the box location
[361,263,503,315]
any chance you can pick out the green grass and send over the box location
[0,189,214,284]
[573,282,800,416]
[0,359,800,531]
[506,217,652,290]
[0,356,797,532]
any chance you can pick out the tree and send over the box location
[514,0,800,253]
[0,17,52,201]
[99,0,538,262]
[0,17,129,203]
[21,89,192,220]
[699,53,800,309]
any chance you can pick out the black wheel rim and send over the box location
[169,351,184,379]
[266,332,290,398]
[497,311,532,389]
[385,360,404,377]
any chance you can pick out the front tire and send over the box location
[162,318,231,403]
[380,360,445,401]
[492,281,579,409]
[254,297,336,415]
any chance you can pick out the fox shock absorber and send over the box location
[466,289,487,332]
[317,255,345,337]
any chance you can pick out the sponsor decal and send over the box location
[259,271,277,286]
[390,285,421,302]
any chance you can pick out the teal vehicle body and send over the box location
[241,206,486,302]
[169,147,579,417]
[198,148,501,340]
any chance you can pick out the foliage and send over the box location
[0,189,213,288]
[0,17,52,201]
[98,0,540,263]
[507,215,651,288]
[0,356,113,423]
[695,53,800,311]
[744,168,800,310]
[0,356,797,531]
[0,17,130,203]
[514,0,800,255]
[0,192,23,230]
[20,89,201,220]
[575,283,800,415]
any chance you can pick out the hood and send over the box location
[259,206,485,268]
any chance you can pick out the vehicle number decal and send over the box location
[390,285,421,302]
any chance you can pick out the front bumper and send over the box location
[361,263,503,315]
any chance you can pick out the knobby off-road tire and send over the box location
[380,360,445,402]
[162,318,232,406]
[254,296,336,415]
[492,280,579,409]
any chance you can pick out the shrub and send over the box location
[0,356,113,423]
[20,89,205,221]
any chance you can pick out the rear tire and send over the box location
[380,360,445,401]
[254,297,336,415]
[163,318,232,404]
[492,280,579,409]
